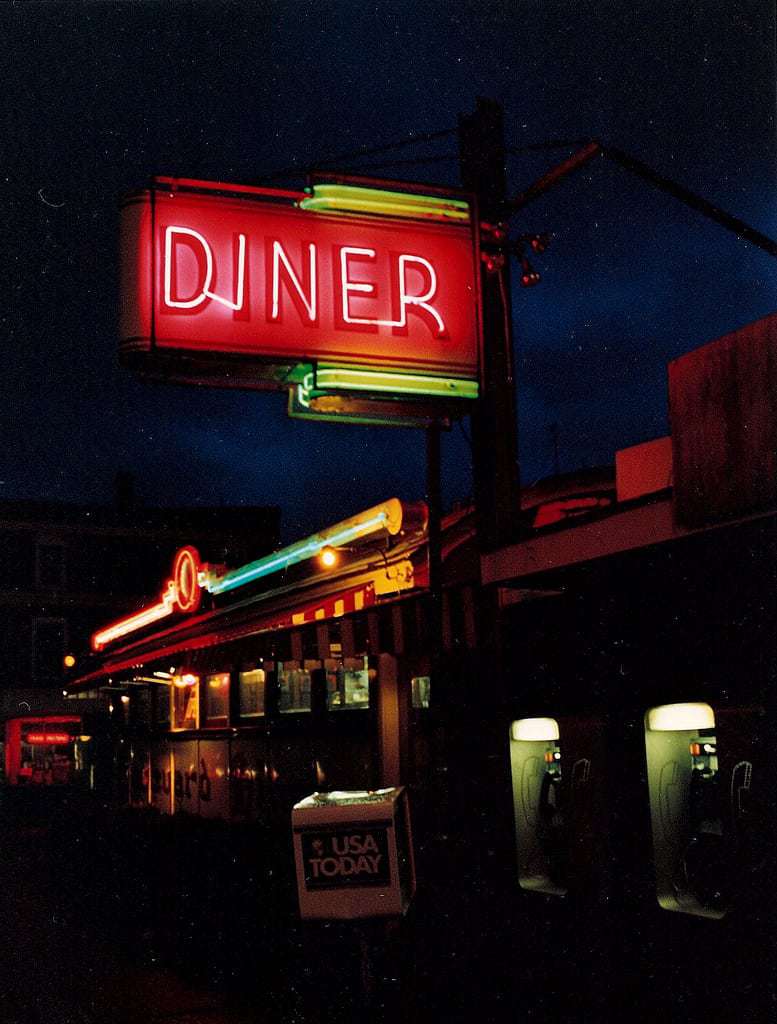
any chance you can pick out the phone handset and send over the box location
[658,761,681,839]
[730,760,752,823]
[729,760,765,882]
[520,755,547,878]
[520,755,544,828]
[538,742,563,827]
[537,742,568,887]
[679,734,726,910]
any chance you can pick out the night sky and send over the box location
[4,1,776,541]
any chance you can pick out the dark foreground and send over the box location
[1,788,773,1023]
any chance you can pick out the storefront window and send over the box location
[278,663,311,714]
[171,674,199,730]
[205,672,230,726]
[326,657,370,710]
[411,676,431,709]
[239,667,266,717]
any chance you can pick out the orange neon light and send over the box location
[91,546,202,651]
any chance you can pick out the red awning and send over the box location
[71,582,376,687]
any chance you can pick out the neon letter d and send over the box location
[164,226,245,311]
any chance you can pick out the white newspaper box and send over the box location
[292,787,416,920]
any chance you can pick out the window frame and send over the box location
[170,674,200,732]
[238,664,268,721]
[325,655,371,712]
[277,660,313,715]
[203,671,231,728]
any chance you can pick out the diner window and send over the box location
[239,667,266,718]
[171,674,199,731]
[278,663,311,714]
[326,657,370,711]
[205,672,230,726]
[411,676,431,709]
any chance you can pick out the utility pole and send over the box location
[459,98,521,552]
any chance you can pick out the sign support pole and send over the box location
[426,421,443,684]
[454,99,520,856]
[459,97,521,551]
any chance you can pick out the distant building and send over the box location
[0,484,279,725]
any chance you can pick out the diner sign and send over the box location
[120,178,480,383]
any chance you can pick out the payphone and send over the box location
[509,717,598,897]
[644,702,759,919]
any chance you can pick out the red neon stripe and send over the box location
[153,176,306,202]
[72,585,376,686]
[91,546,204,651]
[92,596,173,651]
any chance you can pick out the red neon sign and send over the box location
[121,183,480,380]
[91,546,202,651]
[25,733,72,745]
[171,546,201,613]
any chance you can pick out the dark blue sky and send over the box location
[4,1,776,540]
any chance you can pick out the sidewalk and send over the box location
[0,799,260,1024]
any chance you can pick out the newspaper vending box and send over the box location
[292,787,416,919]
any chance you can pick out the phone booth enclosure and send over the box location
[292,787,415,920]
[510,715,606,899]
[644,702,765,920]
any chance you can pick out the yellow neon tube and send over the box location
[300,184,470,223]
[316,366,478,399]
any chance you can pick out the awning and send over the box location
[69,582,377,690]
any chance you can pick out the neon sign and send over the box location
[90,500,410,651]
[204,498,403,596]
[120,179,480,383]
[162,226,449,333]
[25,733,72,745]
[91,546,202,651]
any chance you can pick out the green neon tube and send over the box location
[206,499,403,596]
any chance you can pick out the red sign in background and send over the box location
[121,185,480,379]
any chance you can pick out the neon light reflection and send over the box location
[89,502,404,650]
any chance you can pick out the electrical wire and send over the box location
[259,134,587,184]
[319,125,457,164]
[508,139,777,258]
[506,139,594,155]
[497,266,515,389]
[310,152,461,174]
[255,126,458,183]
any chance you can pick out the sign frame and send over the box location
[120,175,483,396]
